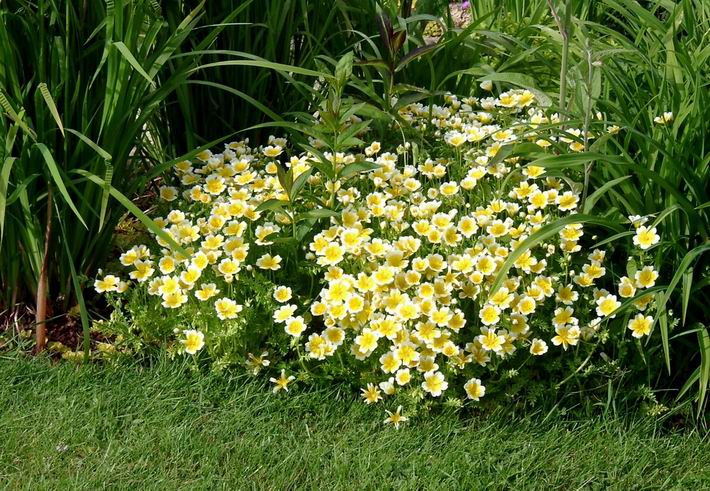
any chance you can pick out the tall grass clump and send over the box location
[522,0,710,417]
[160,0,378,152]
[583,0,710,417]
[0,0,326,355]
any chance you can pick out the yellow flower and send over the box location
[421,370,448,397]
[204,174,226,195]
[94,274,120,293]
[263,145,283,158]
[556,191,579,211]
[596,294,621,318]
[181,329,205,355]
[256,253,282,271]
[556,285,578,305]
[653,112,673,125]
[319,243,345,266]
[191,252,210,270]
[383,405,408,429]
[478,327,505,352]
[361,383,382,404]
[195,283,219,301]
[516,295,537,315]
[628,314,653,338]
[634,266,658,288]
[464,378,486,401]
[395,343,420,365]
[633,226,660,250]
[273,286,293,303]
[270,369,295,393]
[273,304,297,323]
[618,277,637,298]
[284,316,306,337]
[551,325,580,350]
[355,328,379,354]
[179,266,201,286]
[380,351,402,374]
[162,291,188,309]
[159,256,176,274]
[305,333,330,360]
[553,306,576,328]
[479,304,501,326]
[365,141,381,156]
[395,368,412,386]
[446,132,466,147]
[214,297,243,320]
[529,338,548,356]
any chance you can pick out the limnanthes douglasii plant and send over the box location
[95,71,672,421]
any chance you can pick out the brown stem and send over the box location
[35,188,53,354]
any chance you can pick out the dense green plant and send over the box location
[579,0,710,417]
[159,0,379,153]
[0,0,326,355]
[513,0,710,418]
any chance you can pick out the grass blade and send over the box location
[38,83,64,137]
[73,169,187,257]
[0,156,15,246]
[35,143,87,229]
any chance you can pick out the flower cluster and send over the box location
[96,89,661,422]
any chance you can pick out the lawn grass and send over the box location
[1,356,708,490]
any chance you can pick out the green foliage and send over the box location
[545,0,710,417]
[0,0,339,353]
[159,0,378,152]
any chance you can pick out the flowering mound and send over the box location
[96,89,661,420]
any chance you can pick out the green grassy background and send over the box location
[1,356,708,490]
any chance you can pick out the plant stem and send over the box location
[547,0,569,126]
[581,43,595,207]
[35,188,53,353]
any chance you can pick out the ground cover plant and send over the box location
[92,62,672,418]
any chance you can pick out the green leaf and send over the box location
[99,163,113,232]
[395,43,441,72]
[681,269,693,327]
[583,175,631,213]
[35,143,87,229]
[254,198,288,213]
[38,83,64,137]
[0,93,36,141]
[190,59,328,81]
[112,41,156,87]
[276,165,293,196]
[65,128,112,161]
[335,51,354,87]
[338,119,371,144]
[55,204,90,361]
[296,209,339,222]
[654,244,710,343]
[488,214,623,295]
[697,326,710,415]
[73,170,187,257]
[655,291,671,374]
[0,156,15,246]
[290,168,313,203]
[339,160,381,179]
